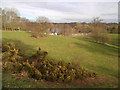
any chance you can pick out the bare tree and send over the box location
[92,17,103,24]
[35,16,50,33]
[19,17,30,31]
[36,16,49,23]
[2,8,20,30]
[90,17,111,44]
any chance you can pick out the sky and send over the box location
[1,0,119,23]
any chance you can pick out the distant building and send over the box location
[48,32,58,35]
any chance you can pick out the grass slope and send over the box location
[109,34,119,47]
[2,31,118,88]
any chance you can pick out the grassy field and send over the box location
[2,31,119,88]
[109,34,119,47]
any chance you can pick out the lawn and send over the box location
[2,31,119,88]
[109,34,119,47]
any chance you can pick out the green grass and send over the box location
[2,72,118,88]
[2,31,118,88]
[109,34,119,47]
[2,72,63,88]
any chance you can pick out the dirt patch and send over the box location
[74,76,118,88]
[29,35,48,39]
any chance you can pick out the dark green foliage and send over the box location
[2,42,97,82]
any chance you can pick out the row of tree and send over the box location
[1,8,118,36]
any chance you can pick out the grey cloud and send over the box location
[3,2,118,23]
[101,13,117,16]
[18,2,84,14]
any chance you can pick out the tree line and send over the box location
[1,8,118,36]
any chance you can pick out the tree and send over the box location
[0,8,2,30]
[64,24,74,36]
[19,17,30,31]
[74,23,91,33]
[92,17,103,25]
[90,17,111,44]
[36,16,49,23]
[35,16,50,33]
[2,8,20,30]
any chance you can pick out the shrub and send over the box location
[2,42,15,52]
[90,27,111,44]
[2,43,97,82]
[2,42,23,73]
[22,60,42,80]
[28,48,97,82]
[2,47,23,62]
[90,18,111,44]
[3,61,23,73]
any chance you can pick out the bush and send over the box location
[2,43,97,82]
[90,27,111,44]
[3,61,23,73]
[2,43,23,62]
[27,48,97,82]
[2,42,23,73]
[2,42,15,52]
[22,60,42,79]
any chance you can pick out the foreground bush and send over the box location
[2,42,15,52]
[2,42,97,82]
[2,42,23,73]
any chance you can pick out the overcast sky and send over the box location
[1,0,119,23]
